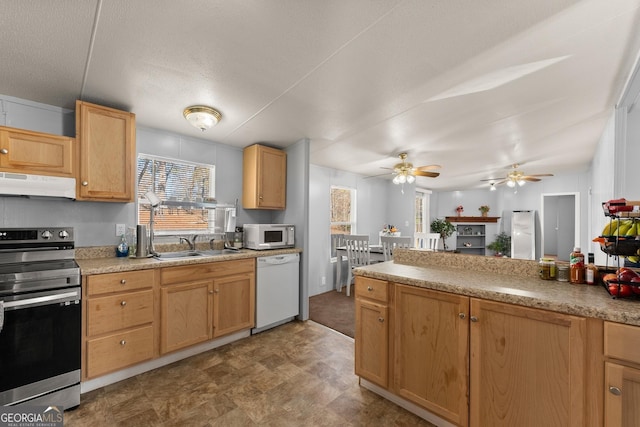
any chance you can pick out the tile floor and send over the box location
[65,321,435,426]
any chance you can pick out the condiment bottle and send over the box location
[569,247,585,284]
[585,252,598,285]
[539,258,556,280]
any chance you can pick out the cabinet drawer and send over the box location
[605,321,640,364]
[87,289,154,336]
[86,325,154,378]
[160,259,255,285]
[86,269,154,295]
[355,277,388,303]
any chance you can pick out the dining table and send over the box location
[335,244,385,292]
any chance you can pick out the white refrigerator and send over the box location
[511,210,536,260]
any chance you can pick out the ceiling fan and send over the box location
[385,152,441,184]
[484,164,553,189]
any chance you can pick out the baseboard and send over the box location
[359,378,456,427]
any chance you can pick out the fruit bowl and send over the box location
[599,236,640,256]
[601,268,640,299]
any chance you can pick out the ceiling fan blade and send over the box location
[495,179,508,185]
[527,173,554,177]
[522,176,541,182]
[414,170,440,178]
[415,164,441,171]
[480,177,506,182]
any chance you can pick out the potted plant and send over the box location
[487,232,511,257]
[479,205,490,217]
[430,218,456,251]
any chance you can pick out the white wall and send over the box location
[308,164,390,297]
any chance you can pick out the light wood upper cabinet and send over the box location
[469,298,587,427]
[0,125,75,177]
[393,284,469,427]
[242,144,286,209]
[75,100,135,201]
[355,277,389,388]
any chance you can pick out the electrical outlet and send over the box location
[321,276,326,285]
[115,223,126,237]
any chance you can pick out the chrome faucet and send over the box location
[180,235,199,251]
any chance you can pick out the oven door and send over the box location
[0,287,81,405]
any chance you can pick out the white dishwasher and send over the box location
[252,253,300,334]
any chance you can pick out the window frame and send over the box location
[136,153,216,235]
[330,185,357,236]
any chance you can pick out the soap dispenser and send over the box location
[116,234,129,257]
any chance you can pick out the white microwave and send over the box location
[243,224,295,250]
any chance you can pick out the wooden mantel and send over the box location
[445,216,500,223]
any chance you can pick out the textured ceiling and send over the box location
[1,0,639,190]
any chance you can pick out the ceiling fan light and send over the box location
[392,175,400,184]
[183,105,222,131]
[397,174,407,184]
[490,183,496,191]
[517,179,526,186]
[406,174,415,184]
[506,180,516,188]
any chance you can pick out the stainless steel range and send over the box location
[0,227,81,408]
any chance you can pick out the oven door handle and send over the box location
[2,290,80,310]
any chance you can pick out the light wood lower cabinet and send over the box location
[159,259,255,354]
[470,298,587,427]
[355,280,594,427]
[83,269,156,380]
[355,277,389,388]
[394,284,469,427]
[160,280,212,354]
[604,321,640,426]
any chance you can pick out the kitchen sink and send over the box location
[153,251,204,260]
[153,248,241,260]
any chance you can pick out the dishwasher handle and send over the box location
[258,254,299,266]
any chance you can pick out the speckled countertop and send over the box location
[355,249,640,326]
[75,246,301,275]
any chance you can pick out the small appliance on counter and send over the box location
[243,224,295,250]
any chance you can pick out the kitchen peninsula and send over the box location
[354,249,640,427]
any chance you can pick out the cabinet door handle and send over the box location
[120,340,126,346]
[378,317,384,322]
[0,148,8,154]
[470,316,478,322]
[82,181,88,186]
[208,290,214,294]
[120,279,126,285]
[215,289,219,294]
[609,386,622,396]
[120,300,127,306]
[367,286,373,291]
[459,313,466,319]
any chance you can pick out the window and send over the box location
[415,189,431,233]
[137,154,216,233]
[330,186,356,235]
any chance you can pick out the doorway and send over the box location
[541,192,580,262]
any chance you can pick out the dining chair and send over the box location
[381,235,413,261]
[342,234,371,296]
[415,232,440,251]
[330,233,347,289]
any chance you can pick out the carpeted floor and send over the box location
[309,285,355,338]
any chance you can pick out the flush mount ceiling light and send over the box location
[183,105,222,131]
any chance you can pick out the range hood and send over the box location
[0,172,76,199]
